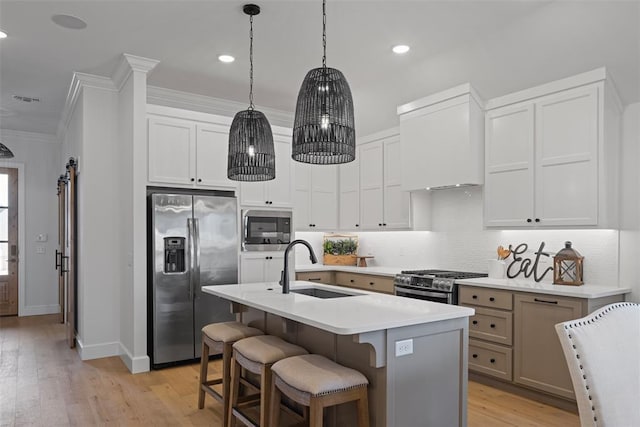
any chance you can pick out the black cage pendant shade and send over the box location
[0,142,14,159]
[292,0,355,165]
[228,4,275,182]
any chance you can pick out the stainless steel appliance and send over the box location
[148,190,238,368]
[242,209,292,251]
[394,269,488,304]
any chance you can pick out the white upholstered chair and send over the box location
[555,302,640,427]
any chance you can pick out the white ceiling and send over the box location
[0,0,638,138]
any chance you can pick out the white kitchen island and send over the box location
[203,281,475,427]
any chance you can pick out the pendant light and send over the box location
[227,4,275,181]
[0,142,14,159]
[292,0,355,165]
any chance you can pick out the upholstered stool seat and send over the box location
[269,354,370,427]
[229,335,308,427]
[198,321,263,427]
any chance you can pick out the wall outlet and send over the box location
[35,245,45,254]
[395,339,413,357]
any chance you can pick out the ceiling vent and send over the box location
[13,95,40,103]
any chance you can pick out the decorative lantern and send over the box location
[553,241,584,286]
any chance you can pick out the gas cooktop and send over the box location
[400,270,488,280]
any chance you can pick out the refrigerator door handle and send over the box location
[193,218,201,298]
[187,218,195,300]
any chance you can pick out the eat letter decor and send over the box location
[506,242,553,282]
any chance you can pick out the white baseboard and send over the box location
[119,343,150,374]
[20,304,60,316]
[76,338,121,360]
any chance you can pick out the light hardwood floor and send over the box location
[0,314,579,426]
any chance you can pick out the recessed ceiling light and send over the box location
[218,55,235,63]
[392,45,410,54]
[51,14,87,30]
[0,30,7,39]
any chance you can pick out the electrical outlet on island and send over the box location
[395,339,413,357]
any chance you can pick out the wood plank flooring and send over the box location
[0,314,579,426]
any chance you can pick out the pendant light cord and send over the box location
[322,0,326,69]
[249,14,255,110]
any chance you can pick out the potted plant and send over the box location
[323,234,358,266]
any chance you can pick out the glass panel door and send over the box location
[0,168,18,316]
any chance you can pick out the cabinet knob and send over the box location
[190,178,195,182]
[355,224,359,227]
[378,223,382,227]
[472,354,478,359]
[472,295,478,299]
[198,178,202,183]
[383,223,387,226]
[269,201,273,205]
[472,320,478,325]
[490,358,496,364]
[526,218,532,223]
[369,282,374,285]
[265,201,269,205]
[534,218,540,223]
[350,279,355,283]
[489,297,495,302]
[490,324,496,329]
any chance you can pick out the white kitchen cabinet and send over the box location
[240,135,293,208]
[484,70,620,228]
[148,115,237,190]
[398,84,484,191]
[294,162,338,231]
[360,135,411,230]
[339,152,360,230]
[240,252,285,283]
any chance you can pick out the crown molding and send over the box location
[0,128,59,144]
[112,54,160,91]
[57,72,118,140]
[147,85,294,129]
[358,126,400,145]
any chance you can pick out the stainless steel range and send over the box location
[394,269,488,304]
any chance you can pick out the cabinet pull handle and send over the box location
[526,218,532,223]
[489,297,495,302]
[490,324,496,329]
[472,320,478,325]
[308,278,322,281]
[383,223,387,226]
[472,354,478,359]
[369,282,374,285]
[472,295,478,299]
[534,298,558,305]
[490,358,496,364]
[535,218,540,223]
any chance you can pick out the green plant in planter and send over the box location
[324,239,357,255]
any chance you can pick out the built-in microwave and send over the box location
[242,210,292,251]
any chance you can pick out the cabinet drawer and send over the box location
[469,339,513,381]
[466,307,513,346]
[335,272,394,294]
[459,286,512,310]
[296,271,335,285]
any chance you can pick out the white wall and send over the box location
[0,129,61,315]
[619,102,640,302]
[296,186,620,286]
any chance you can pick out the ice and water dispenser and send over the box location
[164,237,185,273]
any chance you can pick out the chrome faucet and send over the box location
[280,239,318,294]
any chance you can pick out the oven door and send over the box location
[394,285,453,304]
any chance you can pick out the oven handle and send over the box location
[394,286,450,299]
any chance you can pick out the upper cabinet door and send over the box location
[535,86,598,226]
[148,117,195,185]
[195,124,237,189]
[339,154,360,230]
[359,142,384,229]
[311,165,338,229]
[484,103,535,227]
[293,162,312,229]
[266,136,293,207]
[383,137,411,229]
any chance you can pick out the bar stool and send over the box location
[269,354,370,427]
[229,335,308,427]
[198,321,263,427]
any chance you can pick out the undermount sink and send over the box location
[291,288,357,299]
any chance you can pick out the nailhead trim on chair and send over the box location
[560,302,640,425]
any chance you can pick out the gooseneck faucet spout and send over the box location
[280,239,318,294]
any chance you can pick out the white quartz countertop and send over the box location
[202,281,474,335]
[456,278,631,299]
[295,264,405,277]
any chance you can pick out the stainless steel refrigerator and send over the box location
[148,190,237,368]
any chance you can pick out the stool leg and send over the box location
[198,337,209,409]
[356,388,370,427]
[228,357,241,427]
[222,343,233,427]
[309,397,323,427]
[260,364,272,427]
[269,379,281,427]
